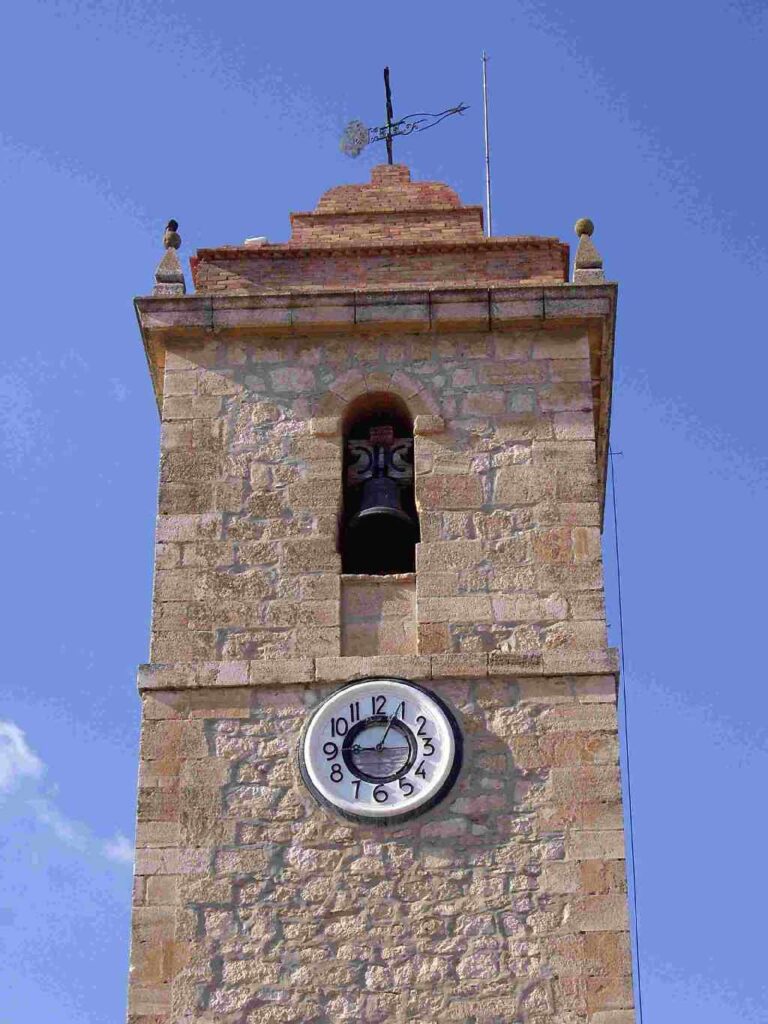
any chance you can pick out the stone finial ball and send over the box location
[574,217,594,237]
[164,219,181,249]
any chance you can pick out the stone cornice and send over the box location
[137,649,620,693]
[193,235,566,258]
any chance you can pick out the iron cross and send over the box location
[341,67,468,163]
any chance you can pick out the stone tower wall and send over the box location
[128,163,634,1024]
[152,327,607,671]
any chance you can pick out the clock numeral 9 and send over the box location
[323,742,338,761]
[330,763,343,783]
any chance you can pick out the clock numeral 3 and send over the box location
[423,737,435,756]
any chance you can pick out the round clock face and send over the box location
[299,678,463,825]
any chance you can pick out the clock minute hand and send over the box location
[376,712,398,751]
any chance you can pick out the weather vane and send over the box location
[341,66,468,164]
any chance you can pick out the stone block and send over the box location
[249,659,314,685]
[309,416,341,437]
[413,414,445,435]
[416,540,483,571]
[590,1011,635,1024]
[315,654,431,683]
[282,538,341,572]
[554,411,596,440]
[418,622,451,654]
[550,766,621,803]
[539,382,593,412]
[569,830,626,861]
[495,466,555,504]
[587,974,635,1012]
[419,474,484,510]
[430,653,488,678]
[419,595,493,624]
[532,331,589,360]
[568,894,629,933]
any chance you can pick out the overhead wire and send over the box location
[609,448,645,1024]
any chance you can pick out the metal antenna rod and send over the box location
[481,51,493,237]
[384,66,395,165]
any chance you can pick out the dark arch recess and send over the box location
[340,392,420,575]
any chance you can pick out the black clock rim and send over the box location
[297,677,464,827]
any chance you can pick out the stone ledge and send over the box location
[135,284,617,344]
[137,649,619,692]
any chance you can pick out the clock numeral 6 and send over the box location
[373,784,389,803]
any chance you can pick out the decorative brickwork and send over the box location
[128,164,634,1024]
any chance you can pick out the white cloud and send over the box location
[0,719,132,867]
[0,720,44,793]
[103,833,134,865]
[31,797,90,852]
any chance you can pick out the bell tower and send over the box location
[129,165,635,1023]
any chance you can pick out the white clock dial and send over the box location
[299,678,462,824]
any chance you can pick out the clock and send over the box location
[298,677,463,825]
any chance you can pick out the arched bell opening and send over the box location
[340,392,420,575]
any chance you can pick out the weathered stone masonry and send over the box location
[128,165,635,1023]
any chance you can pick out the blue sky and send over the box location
[0,1,766,1021]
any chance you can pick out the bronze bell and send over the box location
[345,476,418,574]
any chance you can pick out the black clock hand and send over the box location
[377,713,397,751]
